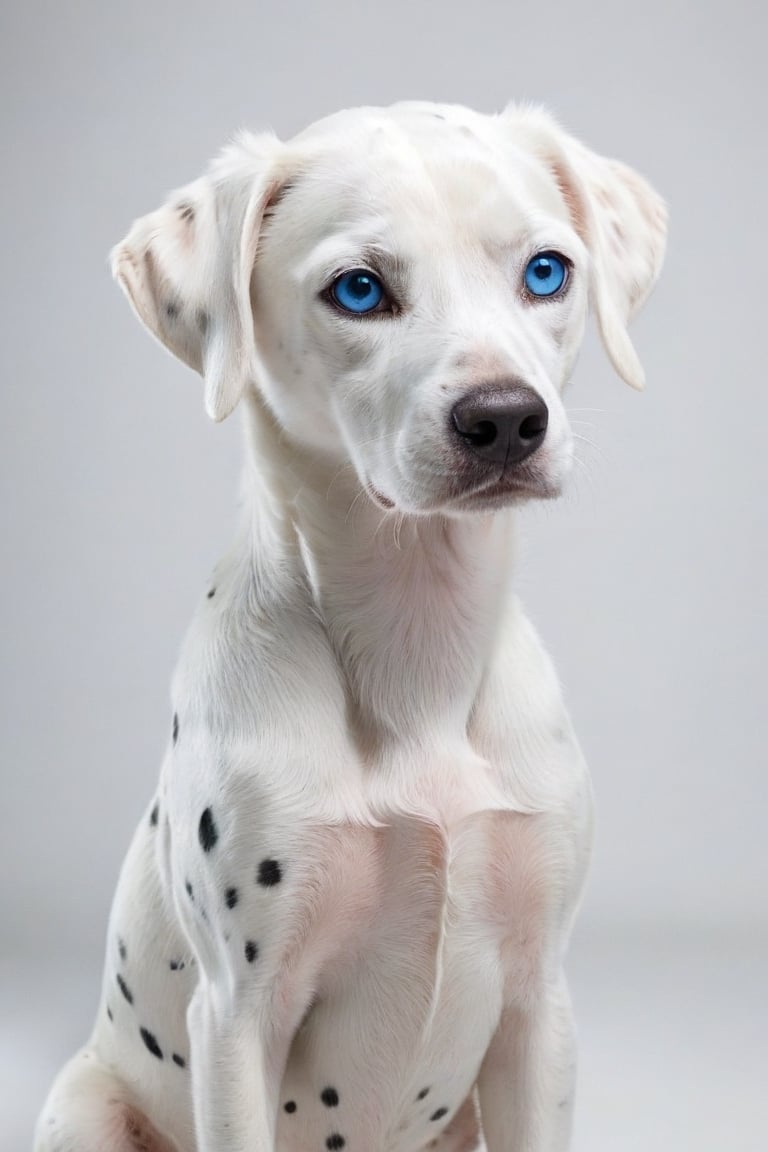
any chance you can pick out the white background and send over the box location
[2,1,766,1147]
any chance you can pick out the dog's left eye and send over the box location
[329,270,388,315]
[524,252,569,298]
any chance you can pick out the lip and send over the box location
[448,468,561,510]
[366,482,396,511]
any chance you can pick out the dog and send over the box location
[35,100,666,1152]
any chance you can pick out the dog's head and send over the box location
[112,102,666,515]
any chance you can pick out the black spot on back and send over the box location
[172,1053,186,1068]
[139,1027,163,1060]
[207,587,216,599]
[116,973,133,1005]
[326,1136,345,1150]
[225,886,239,909]
[169,959,185,971]
[284,1100,297,1114]
[178,203,195,222]
[199,807,218,852]
[172,713,179,745]
[417,1087,430,1100]
[257,858,282,887]
[117,937,127,961]
[245,940,259,963]
[107,1005,113,1022]
[321,1087,340,1107]
[430,1107,448,1122]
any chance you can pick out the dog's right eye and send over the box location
[329,270,389,315]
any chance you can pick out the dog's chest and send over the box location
[276,761,555,1152]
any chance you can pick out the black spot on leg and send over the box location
[117,937,127,961]
[149,802,159,827]
[169,958,185,971]
[107,1005,113,1021]
[417,1087,430,1100]
[139,1027,163,1060]
[326,1136,345,1150]
[172,1053,186,1068]
[165,300,180,321]
[257,858,282,887]
[225,886,239,909]
[172,713,179,745]
[284,1100,297,1114]
[244,940,259,963]
[116,973,133,1005]
[430,1107,449,1122]
[197,309,209,335]
[185,880,194,902]
[199,807,218,852]
[321,1087,340,1107]
[207,587,216,599]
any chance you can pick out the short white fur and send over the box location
[35,100,666,1152]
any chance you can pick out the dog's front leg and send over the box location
[188,984,282,1152]
[477,973,576,1152]
[188,977,306,1152]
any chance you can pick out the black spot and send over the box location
[326,1136,345,1150]
[284,1100,297,1114]
[185,880,194,902]
[257,858,282,887]
[169,959,185,971]
[321,1087,339,1107]
[139,1027,163,1060]
[199,807,218,852]
[117,937,127,961]
[107,1005,113,1022]
[172,713,179,745]
[245,940,259,963]
[116,974,133,1005]
[165,301,180,320]
[430,1107,448,1122]
[172,1053,186,1068]
[207,587,216,599]
[197,310,209,334]
[225,886,239,909]
[417,1087,430,1100]
[178,203,195,222]
[149,802,159,827]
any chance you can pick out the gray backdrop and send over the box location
[2,1,766,1148]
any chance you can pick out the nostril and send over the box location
[519,412,547,441]
[462,419,497,447]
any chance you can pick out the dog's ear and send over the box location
[504,107,667,390]
[111,132,285,421]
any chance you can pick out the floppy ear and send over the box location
[111,132,285,421]
[505,107,668,390]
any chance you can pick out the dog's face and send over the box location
[113,102,666,515]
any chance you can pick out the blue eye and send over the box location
[524,252,568,298]
[330,270,386,314]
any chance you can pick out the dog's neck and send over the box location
[242,396,516,748]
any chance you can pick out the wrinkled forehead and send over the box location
[280,104,571,254]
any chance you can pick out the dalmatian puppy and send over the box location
[35,100,666,1152]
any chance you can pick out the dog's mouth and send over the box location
[366,466,560,516]
[441,459,561,512]
[366,483,396,511]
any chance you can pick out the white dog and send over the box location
[35,100,666,1152]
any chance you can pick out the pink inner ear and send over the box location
[548,156,590,243]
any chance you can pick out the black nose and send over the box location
[451,385,549,466]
